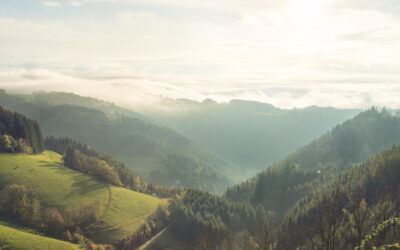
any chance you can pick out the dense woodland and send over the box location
[226,109,400,215]
[161,143,400,249]
[0,106,43,153]
[223,109,400,249]
[278,146,400,249]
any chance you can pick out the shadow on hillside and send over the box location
[68,175,106,198]
[36,160,107,197]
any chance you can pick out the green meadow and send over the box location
[0,151,164,243]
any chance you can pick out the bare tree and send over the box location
[309,184,345,250]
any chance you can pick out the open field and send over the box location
[0,151,164,243]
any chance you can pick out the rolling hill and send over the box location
[0,91,232,192]
[0,221,80,250]
[0,151,164,244]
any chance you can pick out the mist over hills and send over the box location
[141,97,359,171]
[0,90,361,180]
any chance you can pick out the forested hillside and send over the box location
[141,98,358,172]
[132,141,400,250]
[226,108,400,219]
[286,108,400,169]
[0,91,232,193]
[278,145,400,249]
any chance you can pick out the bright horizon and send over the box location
[1,0,400,109]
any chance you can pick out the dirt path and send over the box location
[137,226,169,250]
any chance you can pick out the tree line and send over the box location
[0,106,43,153]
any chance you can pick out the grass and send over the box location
[0,221,80,250]
[0,151,164,243]
[0,151,109,210]
[88,187,164,243]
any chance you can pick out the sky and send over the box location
[0,0,400,109]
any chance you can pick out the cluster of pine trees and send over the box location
[161,190,276,249]
[0,106,43,153]
[226,162,320,220]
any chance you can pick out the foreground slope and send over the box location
[0,221,80,250]
[0,151,163,243]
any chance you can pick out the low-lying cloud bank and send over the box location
[0,67,399,110]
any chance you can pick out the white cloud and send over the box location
[1,0,400,109]
[0,67,399,110]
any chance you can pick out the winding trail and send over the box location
[101,184,113,218]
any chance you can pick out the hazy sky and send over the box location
[0,0,400,109]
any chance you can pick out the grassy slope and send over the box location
[88,187,164,243]
[0,151,164,243]
[0,221,80,250]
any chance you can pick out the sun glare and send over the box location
[285,0,326,29]
[282,0,331,53]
